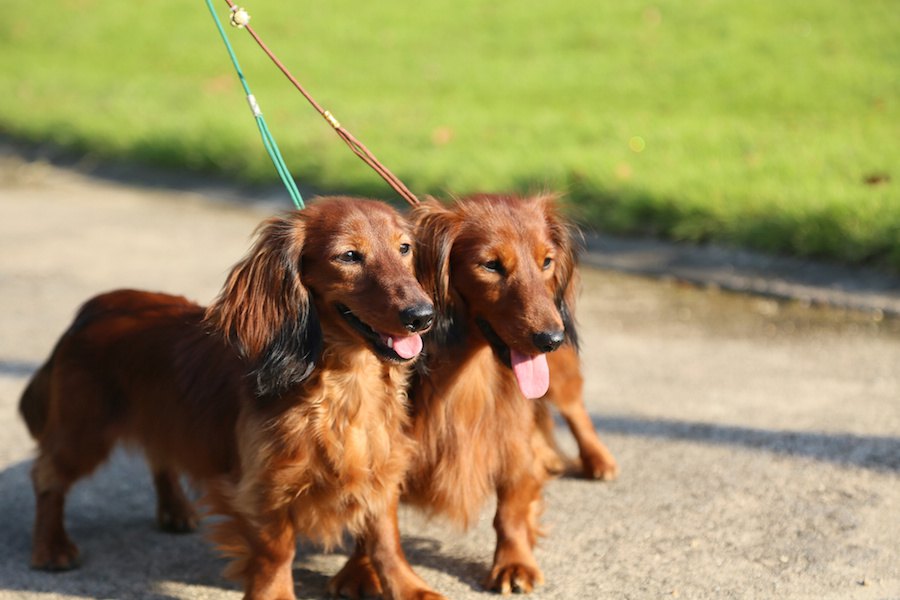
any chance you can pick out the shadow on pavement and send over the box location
[399,537,488,593]
[0,359,39,379]
[591,414,900,472]
[0,451,233,599]
[0,449,482,599]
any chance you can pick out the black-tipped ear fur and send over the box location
[412,198,466,348]
[252,308,322,398]
[205,213,323,398]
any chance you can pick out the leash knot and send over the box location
[230,6,251,28]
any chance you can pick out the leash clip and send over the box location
[246,94,262,117]
[323,110,341,129]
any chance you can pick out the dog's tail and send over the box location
[19,294,107,441]
[19,359,53,440]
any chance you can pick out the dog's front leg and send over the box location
[239,513,297,600]
[485,475,544,594]
[362,496,446,600]
[328,536,383,599]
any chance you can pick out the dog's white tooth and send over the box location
[387,337,393,349]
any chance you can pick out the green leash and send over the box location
[204,0,304,209]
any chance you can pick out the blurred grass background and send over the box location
[1,0,898,269]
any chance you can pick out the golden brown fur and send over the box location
[331,193,616,596]
[19,197,444,600]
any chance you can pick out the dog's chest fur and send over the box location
[407,345,538,528]
[237,342,413,548]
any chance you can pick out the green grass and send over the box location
[2,0,898,269]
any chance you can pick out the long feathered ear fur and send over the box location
[538,194,581,350]
[205,212,323,398]
[412,198,466,348]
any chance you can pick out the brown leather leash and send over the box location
[221,1,420,207]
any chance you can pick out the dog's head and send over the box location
[414,193,578,399]
[206,196,434,398]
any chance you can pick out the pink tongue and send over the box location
[510,349,550,399]
[386,334,423,359]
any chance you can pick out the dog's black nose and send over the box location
[532,330,564,353]
[400,302,435,332]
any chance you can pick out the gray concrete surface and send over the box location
[581,234,900,318]
[1,154,898,599]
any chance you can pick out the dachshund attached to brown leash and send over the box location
[19,197,445,600]
[330,193,618,596]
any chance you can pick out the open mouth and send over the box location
[476,318,550,400]
[336,304,423,363]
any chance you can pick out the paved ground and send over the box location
[1,152,899,599]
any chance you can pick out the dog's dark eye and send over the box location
[337,250,363,264]
[543,256,553,270]
[399,243,411,256]
[483,260,505,275]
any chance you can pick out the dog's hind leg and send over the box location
[545,346,619,480]
[151,467,198,533]
[30,433,114,570]
[28,366,122,571]
[30,453,81,570]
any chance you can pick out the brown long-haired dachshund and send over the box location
[19,197,446,600]
[329,193,616,596]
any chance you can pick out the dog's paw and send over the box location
[31,537,81,571]
[484,562,544,594]
[381,584,446,600]
[157,507,198,533]
[402,590,447,600]
[580,451,619,481]
[541,451,567,476]
[327,556,382,599]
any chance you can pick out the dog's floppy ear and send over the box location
[412,198,465,347]
[205,212,323,397]
[537,193,581,350]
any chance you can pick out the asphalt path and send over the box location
[1,154,898,599]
